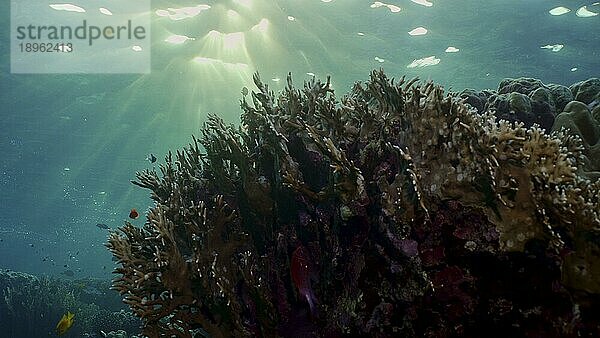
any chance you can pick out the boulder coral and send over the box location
[107,70,600,337]
[570,78,600,105]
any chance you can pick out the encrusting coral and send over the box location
[107,70,600,337]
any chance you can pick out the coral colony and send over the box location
[107,71,600,337]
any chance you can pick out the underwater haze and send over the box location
[0,0,599,335]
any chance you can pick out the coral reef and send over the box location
[570,78,600,105]
[460,76,600,177]
[476,77,556,130]
[108,70,600,337]
[0,270,140,337]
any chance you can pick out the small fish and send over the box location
[56,311,75,335]
[129,208,139,219]
[241,86,249,96]
[290,245,318,317]
[146,153,157,163]
[95,223,110,230]
[61,270,74,277]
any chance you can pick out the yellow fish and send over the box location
[55,311,74,335]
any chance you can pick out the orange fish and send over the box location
[129,208,139,219]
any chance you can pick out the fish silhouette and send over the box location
[61,270,74,277]
[95,223,110,230]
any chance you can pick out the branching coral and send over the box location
[107,70,600,337]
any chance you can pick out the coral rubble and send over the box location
[107,70,600,337]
